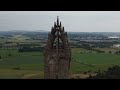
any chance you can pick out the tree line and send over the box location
[18,47,44,52]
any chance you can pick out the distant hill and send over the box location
[0,30,49,36]
[0,30,49,32]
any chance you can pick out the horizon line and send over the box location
[0,30,120,33]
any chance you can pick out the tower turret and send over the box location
[44,16,71,79]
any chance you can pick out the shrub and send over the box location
[88,65,120,79]
[8,53,11,56]
[13,67,21,70]
[108,51,112,54]
[18,47,44,52]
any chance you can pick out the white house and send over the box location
[112,44,120,48]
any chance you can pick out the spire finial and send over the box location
[57,16,59,25]
[57,16,59,19]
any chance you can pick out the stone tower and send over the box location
[44,16,71,79]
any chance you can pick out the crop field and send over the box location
[0,49,44,79]
[0,48,120,79]
[71,48,120,73]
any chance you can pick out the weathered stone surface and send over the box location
[44,17,71,79]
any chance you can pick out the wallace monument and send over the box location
[44,16,71,79]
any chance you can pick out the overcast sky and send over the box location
[0,11,120,32]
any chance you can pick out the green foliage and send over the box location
[8,53,12,56]
[18,47,44,52]
[88,65,120,79]
[12,67,22,70]
[108,51,112,54]
[114,51,120,54]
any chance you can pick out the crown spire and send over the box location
[57,16,59,25]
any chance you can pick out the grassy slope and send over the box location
[0,69,44,79]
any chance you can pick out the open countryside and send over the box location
[0,31,120,79]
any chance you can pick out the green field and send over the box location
[0,49,44,79]
[71,48,120,73]
[0,48,120,79]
